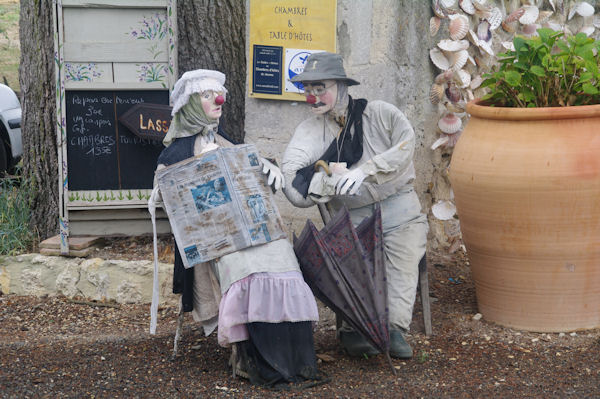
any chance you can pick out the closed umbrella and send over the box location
[293,205,396,374]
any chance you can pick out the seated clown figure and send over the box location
[281,52,428,359]
[153,69,320,385]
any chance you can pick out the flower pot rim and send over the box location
[467,100,600,121]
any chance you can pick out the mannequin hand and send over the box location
[260,157,284,191]
[336,167,367,195]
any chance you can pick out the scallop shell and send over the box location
[432,200,457,220]
[505,7,525,23]
[444,100,466,113]
[519,5,539,25]
[454,69,471,89]
[536,10,553,24]
[472,0,491,12]
[470,74,483,89]
[467,53,477,67]
[449,49,469,71]
[431,135,450,150]
[449,14,470,40]
[430,16,442,36]
[445,83,462,103]
[574,2,595,18]
[430,48,451,70]
[434,70,454,84]
[478,40,495,56]
[487,7,503,30]
[430,83,445,104]
[502,20,518,33]
[438,113,462,134]
[446,131,462,147]
[440,0,457,9]
[477,20,492,42]
[459,0,476,15]
[544,19,563,31]
[501,41,516,51]
[522,23,539,36]
[578,24,595,36]
[438,39,470,52]
[466,89,475,102]
[432,0,447,18]
[467,29,480,45]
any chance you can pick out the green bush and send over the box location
[481,28,600,107]
[0,175,36,255]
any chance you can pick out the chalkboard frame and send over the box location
[55,1,178,212]
[54,0,178,253]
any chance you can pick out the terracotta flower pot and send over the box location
[449,100,600,332]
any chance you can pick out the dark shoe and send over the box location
[389,329,413,359]
[339,330,380,357]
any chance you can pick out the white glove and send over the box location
[259,157,284,191]
[336,167,367,195]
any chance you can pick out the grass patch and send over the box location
[0,173,36,255]
[0,1,19,92]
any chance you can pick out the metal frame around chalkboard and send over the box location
[53,0,177,253]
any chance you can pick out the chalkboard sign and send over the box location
[66,90,169,191]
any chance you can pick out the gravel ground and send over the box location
[1,237,599,398]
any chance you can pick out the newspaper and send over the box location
[156,144,287,268]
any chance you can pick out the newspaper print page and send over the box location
[156,150,248,268]
[221,145,287,246]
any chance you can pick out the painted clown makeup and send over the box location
[303,80,338,115]
[200,89,226,120]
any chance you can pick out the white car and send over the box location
[0,83,22,175]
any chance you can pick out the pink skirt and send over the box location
[217,271,319,346]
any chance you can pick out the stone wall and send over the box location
[0,255,177,306]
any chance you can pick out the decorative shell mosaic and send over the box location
[428,0,600,234]
[430,0,599,149]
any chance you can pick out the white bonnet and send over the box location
[170,69,227,115]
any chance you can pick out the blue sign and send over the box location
[252,45,283,95]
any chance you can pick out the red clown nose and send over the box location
[215,95,225,105]
[306,94,317,104]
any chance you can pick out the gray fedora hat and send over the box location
[291,52,360,86]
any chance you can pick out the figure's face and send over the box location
[303,80,338,115]
[200,90,225,120]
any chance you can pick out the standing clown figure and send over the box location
[152,69,320,385]
[281,52,428,359]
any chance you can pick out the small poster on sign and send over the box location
[252,45,283,95]
[285,48,324,94]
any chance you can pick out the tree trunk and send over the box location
[177,0,246,143]
[19,1,58,240]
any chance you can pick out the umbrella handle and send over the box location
[314,160,332,177]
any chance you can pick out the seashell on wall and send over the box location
[430,83,445,104]
[427,0,600,247]
[430,48,451,70]
[487,7,503,30]
[438,112,462,134]
[449,49,469,71]
[438,38,470,51]
[477,20,492,41]
[569,2,595,20]
[459,0,476,15]
[445,83,462,103]
[519,5,540,24]
[430,16,442,36]
[449,14,470,40]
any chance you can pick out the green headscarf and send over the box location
[163,92,219,147]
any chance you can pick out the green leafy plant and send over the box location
[0,175,36,255]
[481,28,600,108]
